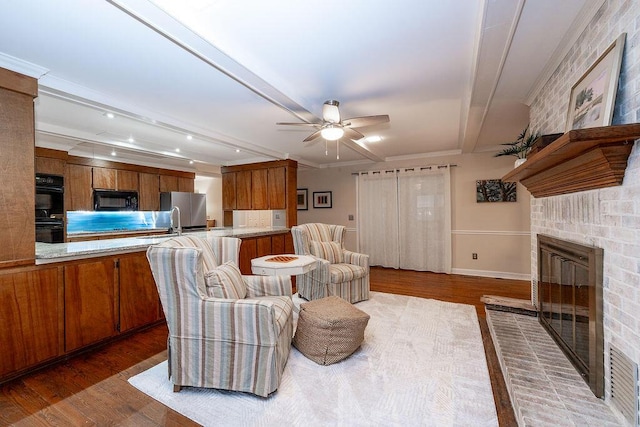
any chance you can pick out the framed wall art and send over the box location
[312,191,332,208]
[566,33,626,131]
[476,179,517,203]
[297,188,308,210]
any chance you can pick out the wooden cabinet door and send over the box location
[256,236,272,258]
[236,170,252,210]
[36,157,66,176]
[139,172,160,211]
[118,252,160,332]
[93,167,117,190]
[67,164,93,211]
[222,173,236,210]
[271,234,286,255]
[268,166,286,209]
[116,170,138,191]
[252,169,269,210]
[178,176,194,192]
[284,233,295,254]
[64,259,117,352]
[0,267,61,378]
[238,237,257,274]
[159,175,179,193]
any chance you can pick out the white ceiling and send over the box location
[0,0,597,173]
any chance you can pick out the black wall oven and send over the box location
[35,174,64,243]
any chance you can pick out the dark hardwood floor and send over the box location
[0,267,530,426]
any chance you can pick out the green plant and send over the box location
[494,125,539,159]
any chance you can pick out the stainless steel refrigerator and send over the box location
[160,192,207,230]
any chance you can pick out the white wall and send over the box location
[529,0,640,416]
[194,175,223,227]
[298,151,531,278]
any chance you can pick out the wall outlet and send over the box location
[348,214,354,221]
[275,213,280,219]
[472,253,478,260]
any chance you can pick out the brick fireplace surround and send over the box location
[490,1,640,425]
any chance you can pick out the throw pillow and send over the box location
[204,261,247,299]
[309,240,343,264]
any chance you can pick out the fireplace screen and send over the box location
[538,234,604,397]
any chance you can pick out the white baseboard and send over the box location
[451,268,531,281]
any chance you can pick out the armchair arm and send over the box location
[197,297,290,344]
[243,275,292,298]
[343,250,369,268]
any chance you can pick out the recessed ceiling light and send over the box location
[186,134,193,140]
[366,135,382,143]
[128,137,134,143]
[105,112,115,119]
[111,150,116,156]
[189,160,194,164]
[235,149,240,153]
[175,148,180,153]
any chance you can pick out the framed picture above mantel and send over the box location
[566,33,626,132]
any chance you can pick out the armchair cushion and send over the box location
[309,240,343,264]
[329,264,367,284]
[204,261,247,299]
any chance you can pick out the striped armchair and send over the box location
[146,235,293,397]
[291,223,370,303]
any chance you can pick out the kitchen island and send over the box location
[2,227,291,386]
[37,227,291,265]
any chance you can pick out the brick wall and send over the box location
[529,0,640,415]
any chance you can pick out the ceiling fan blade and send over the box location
[276,122,320,127]
[342,115,390,128]
[322,100,341,123]
[343,127,365,141]
[303,130,323,142]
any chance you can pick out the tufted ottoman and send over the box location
[293,296,370,365]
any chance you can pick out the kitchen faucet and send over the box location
[169,206,182,236]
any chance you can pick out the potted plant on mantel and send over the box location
[494,125,539,168]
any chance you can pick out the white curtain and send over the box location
[357,170,399,268]
[357,166,451,273]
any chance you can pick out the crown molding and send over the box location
[0,52,49,79]
[525,0,606,106]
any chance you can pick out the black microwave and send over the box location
[93,190,139,211]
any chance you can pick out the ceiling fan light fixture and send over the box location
[321,125,344,141]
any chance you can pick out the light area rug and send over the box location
[128,292,498,426]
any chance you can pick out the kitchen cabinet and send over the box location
[272,234,285,255]
[0,71,37,266]
[0,266,61,378]
[64,258,118,352]
[236,170,252,210]
[36,156,66,176]
[178,176,194,192]
[239,237,257,274]
[222,173,236,210]
[118,252,160,332]
[256,236,272,257]
[93,168,139,191]
[238,233,290,274]
[159,175,179,193]
[268,166,286,209]
[252,169,269,209]
[66,164,93,211]
[221,160,297,227]
[139,172,160,210]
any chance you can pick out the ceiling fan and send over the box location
[277,100,389,143]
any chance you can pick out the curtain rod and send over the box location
[351,164,457,175]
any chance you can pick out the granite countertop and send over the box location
[35,227,290,264]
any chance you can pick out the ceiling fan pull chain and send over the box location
[325,139,328,156]
[337,140,340,160]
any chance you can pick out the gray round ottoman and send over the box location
[293,296,370,365]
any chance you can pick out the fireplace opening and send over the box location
[538,234,604,397]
